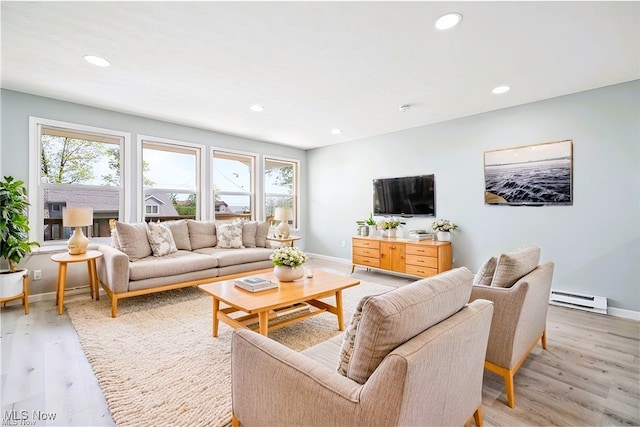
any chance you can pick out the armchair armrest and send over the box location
[231,329,363,427]
[96,244,130,294]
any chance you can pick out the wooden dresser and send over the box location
[352,236,452,278]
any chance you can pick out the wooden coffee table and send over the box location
[198,269,360,337]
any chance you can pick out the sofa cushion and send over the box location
[216,222,244,249]
[115,222,152,261]
[163,219,191,251]
[188,220,217,250]
[474,257,497,286]
[491,245,540,288]
[129,250,219,281]
[343,267,474,384]
[337,294,377,376]
[255,221,270,247]
[146,222,178,257]
[194,247,272,267]
[241,221,258,248]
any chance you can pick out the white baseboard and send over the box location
[608,307,640,321]
[2,285,102,306]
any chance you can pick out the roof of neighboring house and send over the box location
[144,190,179,216]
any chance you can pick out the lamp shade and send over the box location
[274,207,293,222]
[63,207,93,227]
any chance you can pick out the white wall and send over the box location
[307,80,640,312]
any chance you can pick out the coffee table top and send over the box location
[199,269,360,313]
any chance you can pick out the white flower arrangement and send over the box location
[379,217,402,230]
[431,219,458,232]
[270,246,308,267]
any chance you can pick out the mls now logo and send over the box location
[3,410,57,425]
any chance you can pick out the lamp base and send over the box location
[277,222,291,239]
[68,227,89,255]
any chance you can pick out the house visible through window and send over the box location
[33,120,125,243]
[141,138,201,222]
[213,150,255,221]
[264,157,298,228]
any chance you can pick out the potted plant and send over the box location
[356,212,378,236]
[0,176,39,298]
[270,246,308,282]
[379,217,401,238]
[431,219,458,242]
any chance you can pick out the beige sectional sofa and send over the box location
[97,219,276,317]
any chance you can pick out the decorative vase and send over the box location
[384,229,397,238]
[273,265,305,282]
[436,231,451,242]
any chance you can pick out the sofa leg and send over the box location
[504,370,516,408]
[474,406,483,426]
[231,412,239,427]
[111,295,118,318]
[541,329,547,350]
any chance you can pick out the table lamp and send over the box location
[274,207,293,238]
[63,207,93,255]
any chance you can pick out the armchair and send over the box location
[231,267,494,427]
[469,246,554,408]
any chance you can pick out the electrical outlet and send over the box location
[34,270,42,280]
[341,240,346,248]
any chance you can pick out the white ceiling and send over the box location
[2,1,639,150]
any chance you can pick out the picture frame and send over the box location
[484,139,573,205]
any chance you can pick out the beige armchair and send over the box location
[231,267,494,427]
[469,246,554,408]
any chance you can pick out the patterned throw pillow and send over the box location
[146,222,178,257]
[337,294,376,377]
[216,222,244,249]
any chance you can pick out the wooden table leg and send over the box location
[88,259,99,300]
[22,274,29,315]
[57,263,67,315]
[212,298,220,337]
[258,311,270,336]
[86,260,95,300]
[335,290,345,331]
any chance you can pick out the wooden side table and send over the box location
[266,236,301,247]
[51,250,103,315]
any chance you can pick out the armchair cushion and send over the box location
[473,256,497,286]
[344,267,474,384]
[491,245,540,288]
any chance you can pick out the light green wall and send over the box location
[307,80,640,312]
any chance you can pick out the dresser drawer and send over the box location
[405,245,437,257]
[353,247,380,258]
[405,264,438,277]
[405,254,438,268]
[353,239,380,250]
[353,255,380,268]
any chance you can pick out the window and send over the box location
[264,157,298,228]
[141,138,202,222]
[213,150,255,220]
[30,118,127,244]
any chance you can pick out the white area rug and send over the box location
[66,280,394,427]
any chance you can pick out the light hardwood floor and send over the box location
[1,259,638,426]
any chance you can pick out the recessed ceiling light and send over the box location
[84,55,111,67]
[331,129,342,135]
[249,104,265,112]
[435,13,462,31]
[492,85,511,95]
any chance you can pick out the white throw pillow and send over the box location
[216,222,244,249]
[147,222,178,257]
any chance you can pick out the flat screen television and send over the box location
[373,174,436,217]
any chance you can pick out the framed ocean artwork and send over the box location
[484,140,573,206]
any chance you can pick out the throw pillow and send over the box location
[255,221,270,247]
[337,294,376,377]
[114,222,153,261]
[473,257,497,286]
[111,227,121,251]
[240,220,258,248]
[162,219,191,251]
[147,222,178,257]
[187,220,217,250]
[491,245,541,288]
[216,222,244,249]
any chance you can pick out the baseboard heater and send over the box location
[549,289,607,314]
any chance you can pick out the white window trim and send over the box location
[211,147,258,220]
[28,116,130,244]
[137,135,205,222]
[263,155,300,227]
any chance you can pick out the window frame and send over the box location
[212,148,257,221]
[264,156,299,228]
[28,117,130,245]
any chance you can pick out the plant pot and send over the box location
[273,265,305,282]
[383,229,397,238]
[436,231,451,242]
[0,269,27,298]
